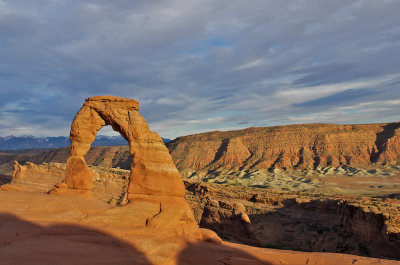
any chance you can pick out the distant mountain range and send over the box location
[0,135,171,151]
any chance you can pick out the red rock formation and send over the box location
[50,96,203,238]
[63,96,185,197]
[1,191,397,265]
[11,161,24,182]
[0,184,22,191]
[200,200,262,246]
[6,159,400,260]
[167,123,400,172]
[184,180,216,198]
[11,161,64,187]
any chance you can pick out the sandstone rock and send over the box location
[64,96,185,197]
[11,161,24,182]
[184,180,215,198]
[51,96,200,238]
[65,156,94,190]
[48,182,68,195]
[199,228,222,244]
[0,184,22,191]
[200,200,262,246]
[6,157,400,260]
[0,191,397,265]
[11,162,65,193]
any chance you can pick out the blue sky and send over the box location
[0,0,399,139]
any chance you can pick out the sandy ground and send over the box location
[0,189,399,265]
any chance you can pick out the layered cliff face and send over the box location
[2,122,399,177]
[167,123,400,173]
[250,198,400,259]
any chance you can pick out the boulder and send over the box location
[200,200,262,246]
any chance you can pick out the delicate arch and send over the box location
[64,96,185,198]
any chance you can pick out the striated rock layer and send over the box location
[167,123,400,173]
[51,96,201,238]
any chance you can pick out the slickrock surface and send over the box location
[1,189,398,265]
[168,123,400,172]
[4,161,400,262]
[9,161,128,204]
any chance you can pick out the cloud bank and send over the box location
[0,0,399,138]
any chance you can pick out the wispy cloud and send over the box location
[235,59,266,70]
[0,0,399,138]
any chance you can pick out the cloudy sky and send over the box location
[1,0,399,139]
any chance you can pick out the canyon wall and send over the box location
[184,179,400,259]
[249,198,400,259]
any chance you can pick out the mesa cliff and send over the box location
[167,123,400,173]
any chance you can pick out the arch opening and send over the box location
[85,125,131,169]
[80,125,131,204]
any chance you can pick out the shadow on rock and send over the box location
[248,198,400,260]
[0,174,12,185]
[0,213,151,265]
[176,241,272,265]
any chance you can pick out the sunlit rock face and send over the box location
[65,96,185,196]
[53,96,200,236]
[168,123,400,173]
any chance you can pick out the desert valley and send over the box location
[0,96,399,264]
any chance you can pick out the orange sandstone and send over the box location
[51,96,202,238]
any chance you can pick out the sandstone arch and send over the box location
[51,96,208,238]
[64,96,185,199]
